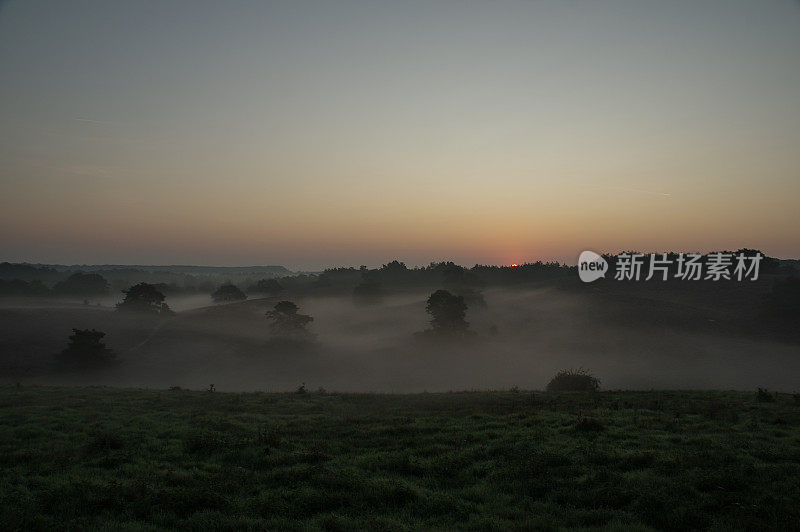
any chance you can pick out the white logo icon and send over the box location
[578,251,608,283]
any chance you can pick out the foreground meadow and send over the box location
[1,386,798,530]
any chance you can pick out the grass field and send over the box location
[1,386,799,530]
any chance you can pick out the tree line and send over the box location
[6,250,794,301]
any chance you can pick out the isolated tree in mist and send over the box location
[116,283,173,315]
[266,300,313,337]
[57,328,115,367]
[212,283,247,303]
[425,289,469,333]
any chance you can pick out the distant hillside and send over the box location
[778,258,800,273]
[0,262,295,294]
[23,264,294,277]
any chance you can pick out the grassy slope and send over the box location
[1,387,799,530]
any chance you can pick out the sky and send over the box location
[1,0,798,270]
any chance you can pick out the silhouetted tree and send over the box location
[57,328,115,367]
[116,283,173,315]
[425,289,469,333]
[381,260,408,274]
[378,260,409,284]
[265,300,313,337]
[212,283,246,303]
[53,272,109,296]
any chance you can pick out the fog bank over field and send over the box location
[2,286,798,393]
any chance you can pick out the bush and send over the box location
[57,329,115,368]
[546,368,600,392]
[756,388,776,403]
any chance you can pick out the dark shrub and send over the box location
[57,328,115,368]
[756,388,776,403]
[546,368,600,392]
